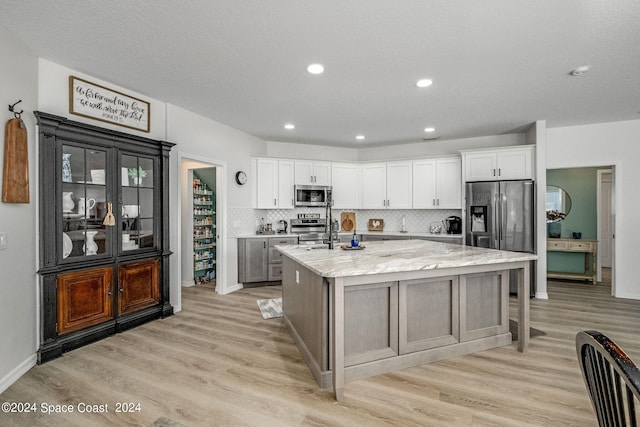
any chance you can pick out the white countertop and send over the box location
[276,239,537,278]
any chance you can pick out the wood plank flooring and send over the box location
[2,270,640,426]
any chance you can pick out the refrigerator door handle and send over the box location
[501,192,508,246]
[493,194,500,248]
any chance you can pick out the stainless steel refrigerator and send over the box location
[465,180,536,295]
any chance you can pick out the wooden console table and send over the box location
[547,238,598,284]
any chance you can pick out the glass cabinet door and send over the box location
[120,154,155,251]
[60,144,111,260]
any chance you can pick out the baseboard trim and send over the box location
[0,354,37,394]
[535,291,549,299]
[220,283,243,295]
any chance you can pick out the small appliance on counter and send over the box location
[444,216,462,234]
[277,220,288,234]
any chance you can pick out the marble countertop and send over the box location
[276,239,537,278]
[237,231,463,239]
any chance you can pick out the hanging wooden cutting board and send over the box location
[340,211,356,232]
[2,118,29,203]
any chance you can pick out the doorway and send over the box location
[179,154,226,295]
[546,166,615,294]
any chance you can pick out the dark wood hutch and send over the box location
[35,112,174,363]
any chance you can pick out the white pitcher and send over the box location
[78,197,96,218]
[62,192,75,212]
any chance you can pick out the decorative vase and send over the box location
[83,231,98,255]
[133,177,142,186]
[62,153,72,182]
[62,192,75,212]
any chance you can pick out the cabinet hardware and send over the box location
[498,168,501,176]
[119,288,124,293]
[274,198,276,206]
[493,168,496,176]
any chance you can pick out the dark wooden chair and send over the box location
[576,330,640,426]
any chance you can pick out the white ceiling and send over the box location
[1,0,639,148]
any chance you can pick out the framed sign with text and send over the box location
[69,76,150,132]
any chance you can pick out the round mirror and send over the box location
[546,185,571,223]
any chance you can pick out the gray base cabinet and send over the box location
[238,236,297,283]
[282,256,510,389]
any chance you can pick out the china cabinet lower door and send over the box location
[118,259,160,315]
[57,266,114,335]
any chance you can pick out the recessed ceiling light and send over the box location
[569,65,590,76]
[307,64,325,74]
[355,135,365,140]
[424,127,435,133]
[416,79,433,88]
[284,123,295,130]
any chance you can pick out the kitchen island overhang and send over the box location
[277,240,537,401]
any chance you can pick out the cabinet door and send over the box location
[57,266,114,335]
[436,158,462,209]
[496,148,533,180]
[60,144,112,262]
[118,259,160,315]
[120,154,156,252]
[361,163,387,209]
[244,238,268,282]
[312,162,332,186]
[294,161,313,185]
[464,152,497,181]
[331,163,359,209]
[277,160,294,209]
[256,159,278,208]
[412,159,437,208]
[386,161,412,209]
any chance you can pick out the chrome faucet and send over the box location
[326,189,334,249]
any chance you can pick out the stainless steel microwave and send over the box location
[294,185,331,207]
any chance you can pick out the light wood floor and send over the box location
[3,270,640,426]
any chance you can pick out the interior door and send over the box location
[599,170,613,268]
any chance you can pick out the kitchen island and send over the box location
[277,239,537,400]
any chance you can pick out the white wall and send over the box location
[0,24,39,393]
[547,119,640,300]
[166,104,267,296]
[266,140,358,161]
[37,59,167,140]
[357,133,526,161]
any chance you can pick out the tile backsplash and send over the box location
[227,207,461,237]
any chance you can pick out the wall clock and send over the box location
[235,171,247,185]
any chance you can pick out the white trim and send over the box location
[534,291,549,300]
[177,152,228,295]
[0,354,37,394]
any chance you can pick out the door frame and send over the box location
[597,168,615,293]
[178,152,227,299]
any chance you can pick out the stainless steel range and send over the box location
[290,214,328,245]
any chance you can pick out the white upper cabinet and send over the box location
[361,161,412,209]
[294,161,331,185]
[331,163,359,209]
[361,163,387,209]
[255,158,278,209]
[386,161,413,209]
[254,158,294,209]
[277,160,295,209]
[413,157,461,209]
[462,146,534,181]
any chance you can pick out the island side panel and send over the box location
[459,270,510,342]
[282,257,330,384]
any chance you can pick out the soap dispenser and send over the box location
[350,231,359,248]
